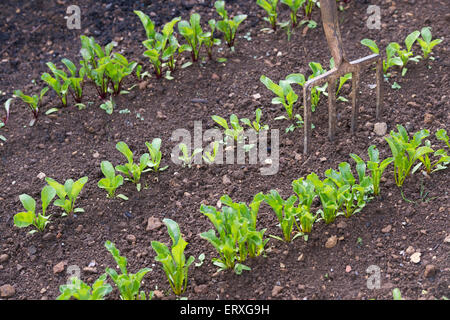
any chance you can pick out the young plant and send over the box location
[200,194,267,274]
[80,35,115,99]
[281,0,304,28]
[61,58,85,103]
[99,96,115,114]
[178,13,204,62]
[260,74,303,120]
[214,1,247,51]
[145,138,168,172]
[98,160,125,198]
[115,141,150,191]
[392,30,421,76]
[416,140,450,174]
[257,0,279,31]
[263,190,299,242]
[240,108,269,132]
[292,177,316,211]
[202,141,220,164]
[105,240,152,300]
[202,19,221,59]
[219,193,268,258]
[135,11,181,77]
[106,53,138,95]
[308,62,327,111]
[0,98,12,142]
[302,0,317,20]
[177,143,203,168]
[361,39,402,76]
[45,176,88,216]
[417,27,443,59]
[350,145,393,196]
[260,73,305,132]
[13,185,56,234]
[436,129,450,150]
[324,162,371,218]
[57,274,112,300]
[212,114,245,142]
[13,87,49,126]
[306,172,345,224]
[385,125,434,187]
[41,62,70,108]
[151,218,195,296]
[292,177,317,234]
[135,64,151,80]
[329,57,352,102]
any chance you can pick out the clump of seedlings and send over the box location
[13,185,56,234]
[151,219,195,296]
[214,1,247,51]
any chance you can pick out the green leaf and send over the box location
[41,185,56,213]
[260,75,284,97]
[101,161,116,180]
[116,141,133,163]
[392,288,403,300]
[405,30,420,52]
[19,194,36,213]
[285,73,305,86]
[361,39,379,54]
[212,115,229,129]
[163,218,181,245]
[14,211,35,228]
[181,62,193,69]
[45,108,59,115]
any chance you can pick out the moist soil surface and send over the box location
[0,0,449,300]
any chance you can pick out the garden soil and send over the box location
[0,0,449,300]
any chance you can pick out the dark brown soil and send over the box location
[0,0,449,301]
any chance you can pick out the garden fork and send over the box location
[303,0,383,154]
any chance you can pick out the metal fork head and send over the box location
[302,0,384,154]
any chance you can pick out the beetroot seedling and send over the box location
[13,87,49,126]
[151,219,195,295]
[13,185,56,234]
[257,0,279,31]
[214,1,247,51]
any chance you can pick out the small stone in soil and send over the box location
[424,264,437,278]
[146,217,163,231]
[405,246,415,255]
[37,172,46,180]
[325,235,337,249]
[153,290,164,299]
[0,254,9,263]
[222,175,231,185]
[381,225,392,233]
[194,284,208,294]
[410,252,421,264]
[53,261,67,274]
[0,284,15,298]
[271,285,283,297]
[126,234,136,244]
[374,122,387,136]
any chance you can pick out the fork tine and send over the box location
[351,69,360,134]
[303,86,312,155]
[376,58,383,120]
[328,78,337,141]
